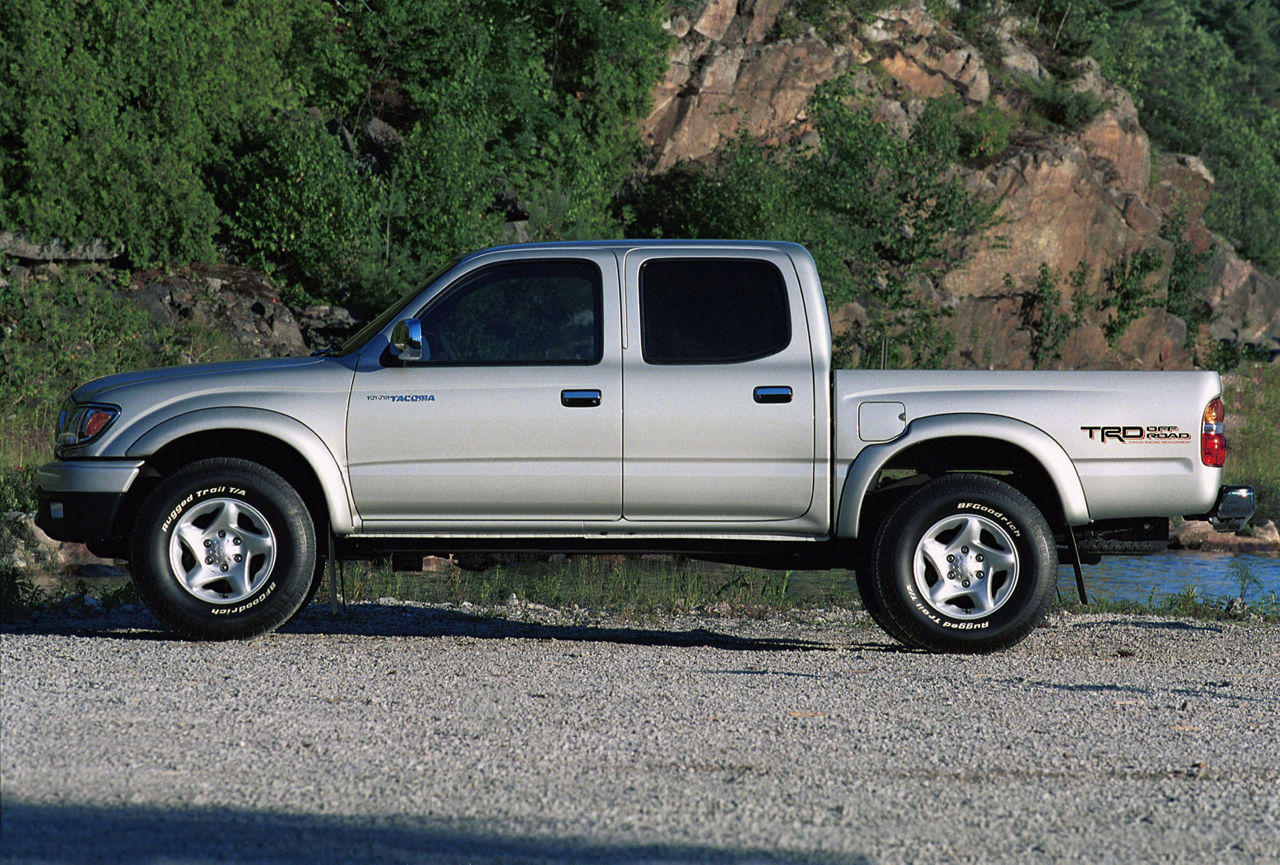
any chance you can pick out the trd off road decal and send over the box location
[1081,425,1191,443]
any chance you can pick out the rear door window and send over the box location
[639,258,790,364]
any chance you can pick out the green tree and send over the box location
[221,0,667,310]
[0,0,326,265]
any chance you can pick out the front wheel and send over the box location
[868,474,1057,653]
[130,458,317,640]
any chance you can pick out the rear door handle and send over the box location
[561,389,602,408]
[753,386,792,404]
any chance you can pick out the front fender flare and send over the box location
[836,414,1090,539]
[124,407,357,534]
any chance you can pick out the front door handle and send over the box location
[753,385,792,404]
[561,389,602,408]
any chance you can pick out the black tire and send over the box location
[854,567,925,650]
[283,557,327,626]
[129,458,317,640]
[867,474,1056,653]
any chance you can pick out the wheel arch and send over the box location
[120,408,355,542]
[837,414,1090,541]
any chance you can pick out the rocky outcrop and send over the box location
[643,22,855,171]
[0,231,123,262]
[0,512,127,588]
[640,0,1280,370]
[943,106,1181,369]
[5,258,358,360]
[296,304,362,353]
[1171,518,1280,555]
[1204,244,1280,352]
[132,263,309,360]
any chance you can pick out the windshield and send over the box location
[329,257,462,356]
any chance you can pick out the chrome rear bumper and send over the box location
[1195,485,1256,534]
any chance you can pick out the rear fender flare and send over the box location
[836,414,1089,539]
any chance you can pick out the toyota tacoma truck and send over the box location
[36,241,1255,652]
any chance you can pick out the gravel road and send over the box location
[3,601,1278,864]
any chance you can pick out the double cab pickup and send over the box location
[37,241,1254,652]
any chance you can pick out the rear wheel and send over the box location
[868,474,1056,653]
[855,567,924,649]
[130,458,316,640]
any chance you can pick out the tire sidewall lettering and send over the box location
[159,485,250,535]
[211,581,277,616]
[954,502,1021,539]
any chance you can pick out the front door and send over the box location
[347,255,622,523]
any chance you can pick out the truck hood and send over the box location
[64,355,361,459]
[72,356,355,404]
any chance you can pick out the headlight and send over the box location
[56,402,121,450]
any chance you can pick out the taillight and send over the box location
[1201,397,1226,467]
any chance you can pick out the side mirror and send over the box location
[390,318,425,362]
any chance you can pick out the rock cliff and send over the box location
[640,0,1280,370]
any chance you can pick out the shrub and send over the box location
[1023,75,1109,130]
[1159,205,1214,354]
[959,102,1016,160]
[1,566,46,621]
[1097,248,1164,345]
[1011,262,1088,368]
[0,269,158,438]
[0,266,239,484]
[225,117,387,307]
[0,0,327,266]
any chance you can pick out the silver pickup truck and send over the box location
[36,241,1254,652]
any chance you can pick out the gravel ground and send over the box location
[3,600,1279,865]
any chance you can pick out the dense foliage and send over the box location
[0,0,325,265]
[1,0,1277,330]
[0,0,668,313]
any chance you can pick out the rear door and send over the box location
[621,250,817,521]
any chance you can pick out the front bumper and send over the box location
[35,460,145,545]
[1191,485,1256,534]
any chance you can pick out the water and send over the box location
[1058,551,1280,604]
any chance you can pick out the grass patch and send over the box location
[1222,363,1280,525]
[1058,575,1280,624]
[0,566,47,621]
[314,555,859,618]
[309,555,1280,625]
[7,554,1277,628]
[0,565,139,623]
